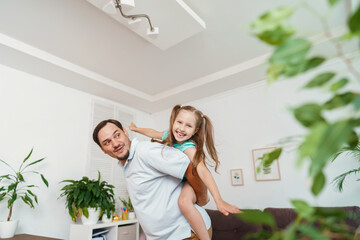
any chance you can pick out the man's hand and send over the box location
[185,162,209,206]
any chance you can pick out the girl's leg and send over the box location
[178,182,210,240]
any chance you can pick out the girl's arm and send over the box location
[129,122,163,140]
[184,147,242,216]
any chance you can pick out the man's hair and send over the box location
[93,119,123,147]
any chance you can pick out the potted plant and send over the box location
[0,148,49,238]
[120,196,135,219]
[59,171,115,225]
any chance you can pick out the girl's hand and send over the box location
[129,122,137,131]
[216,199,242,216]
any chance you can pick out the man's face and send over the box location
[97,123,131,161]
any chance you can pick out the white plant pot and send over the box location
[129,212,136,219]
[0,219,19,238]
[81,208,101,225]
[102,214,112,223]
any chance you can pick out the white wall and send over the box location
[150,59,360,210]
[0,64,151,239]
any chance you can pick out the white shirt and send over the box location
[122,138,211,240]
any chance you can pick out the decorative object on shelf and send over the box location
[120,196,135,219]
[230,169,244,186]
[0,148,49,238]
[59,171,115,225]
[112,214,120,222]
[252,147,281,181]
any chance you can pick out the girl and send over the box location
[129,104,241,240]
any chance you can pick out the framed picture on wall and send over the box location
[252,147,281,181]
[230,169,244,186]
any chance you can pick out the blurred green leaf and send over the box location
[237,210,275,227]
[257,25,295,45]
[270,38,311,66]
[304,57,326,72]
[251,7,294,32]
[298,224,330,240]
[283,223,297,240]
[291,199,315,218]
[347,130,359,148]
[283,61,307,77]
[348,3,360,34]
[330,78,349,92]
[292,103,326,128]
[353,95,360,109]
[311,171,326,196]
[299,123,327,163]
[324,92,358,110]
[309,121,353,177]
[304,72,335,88]
[328,0,341,6]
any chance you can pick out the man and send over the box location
[93,119,212,240]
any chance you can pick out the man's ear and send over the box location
[124,128,130,138]
[100,146,107,154]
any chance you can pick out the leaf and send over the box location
[311,171,326,196]
[304,57,326,71]
[303,72,335,88]
[328,0,341,6]
[283,223,297,240]
[270,38,311,66]
[24,158,45,169]
[347,130,359,149]
[353,95,360,109]
[330,78,349,92]
[309,121,353,177]
[266,63,285,83]
[257,25,295,45]
[324,92,358,110]
[83,207,89,218]
[41,174,49,187]
[291,200,315,218]
[17,173,25,182]
[283,60,307,77]
[251,7,294,32]
[23,148,34,163]
[236,210,275,227]
[298,224,330,240]
[292,103,326,128]
[348,3,360,34]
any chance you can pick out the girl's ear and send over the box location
[194,128,199,135]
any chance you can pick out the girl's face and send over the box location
[172,110,198,144]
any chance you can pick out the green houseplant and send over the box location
[59,171,115,224]
[119,196,134,212]
[236,0,360,239]
[0,148,49,238]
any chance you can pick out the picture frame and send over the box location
[252,147,281,181]
[230,169,244,186]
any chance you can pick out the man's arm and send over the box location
[185,162,209,206]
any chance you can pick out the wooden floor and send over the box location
[6,234,63,240]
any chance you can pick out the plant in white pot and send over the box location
[59,171,115,225]
[119,196,135,219]
[0,148,49,238]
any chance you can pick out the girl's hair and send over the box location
[162,104,220,173]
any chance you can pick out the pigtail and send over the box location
[203,115,220,173]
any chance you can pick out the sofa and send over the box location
[206,206,360,240]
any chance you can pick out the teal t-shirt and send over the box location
[162,129,196,152]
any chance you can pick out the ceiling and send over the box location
[0,0,355,113]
